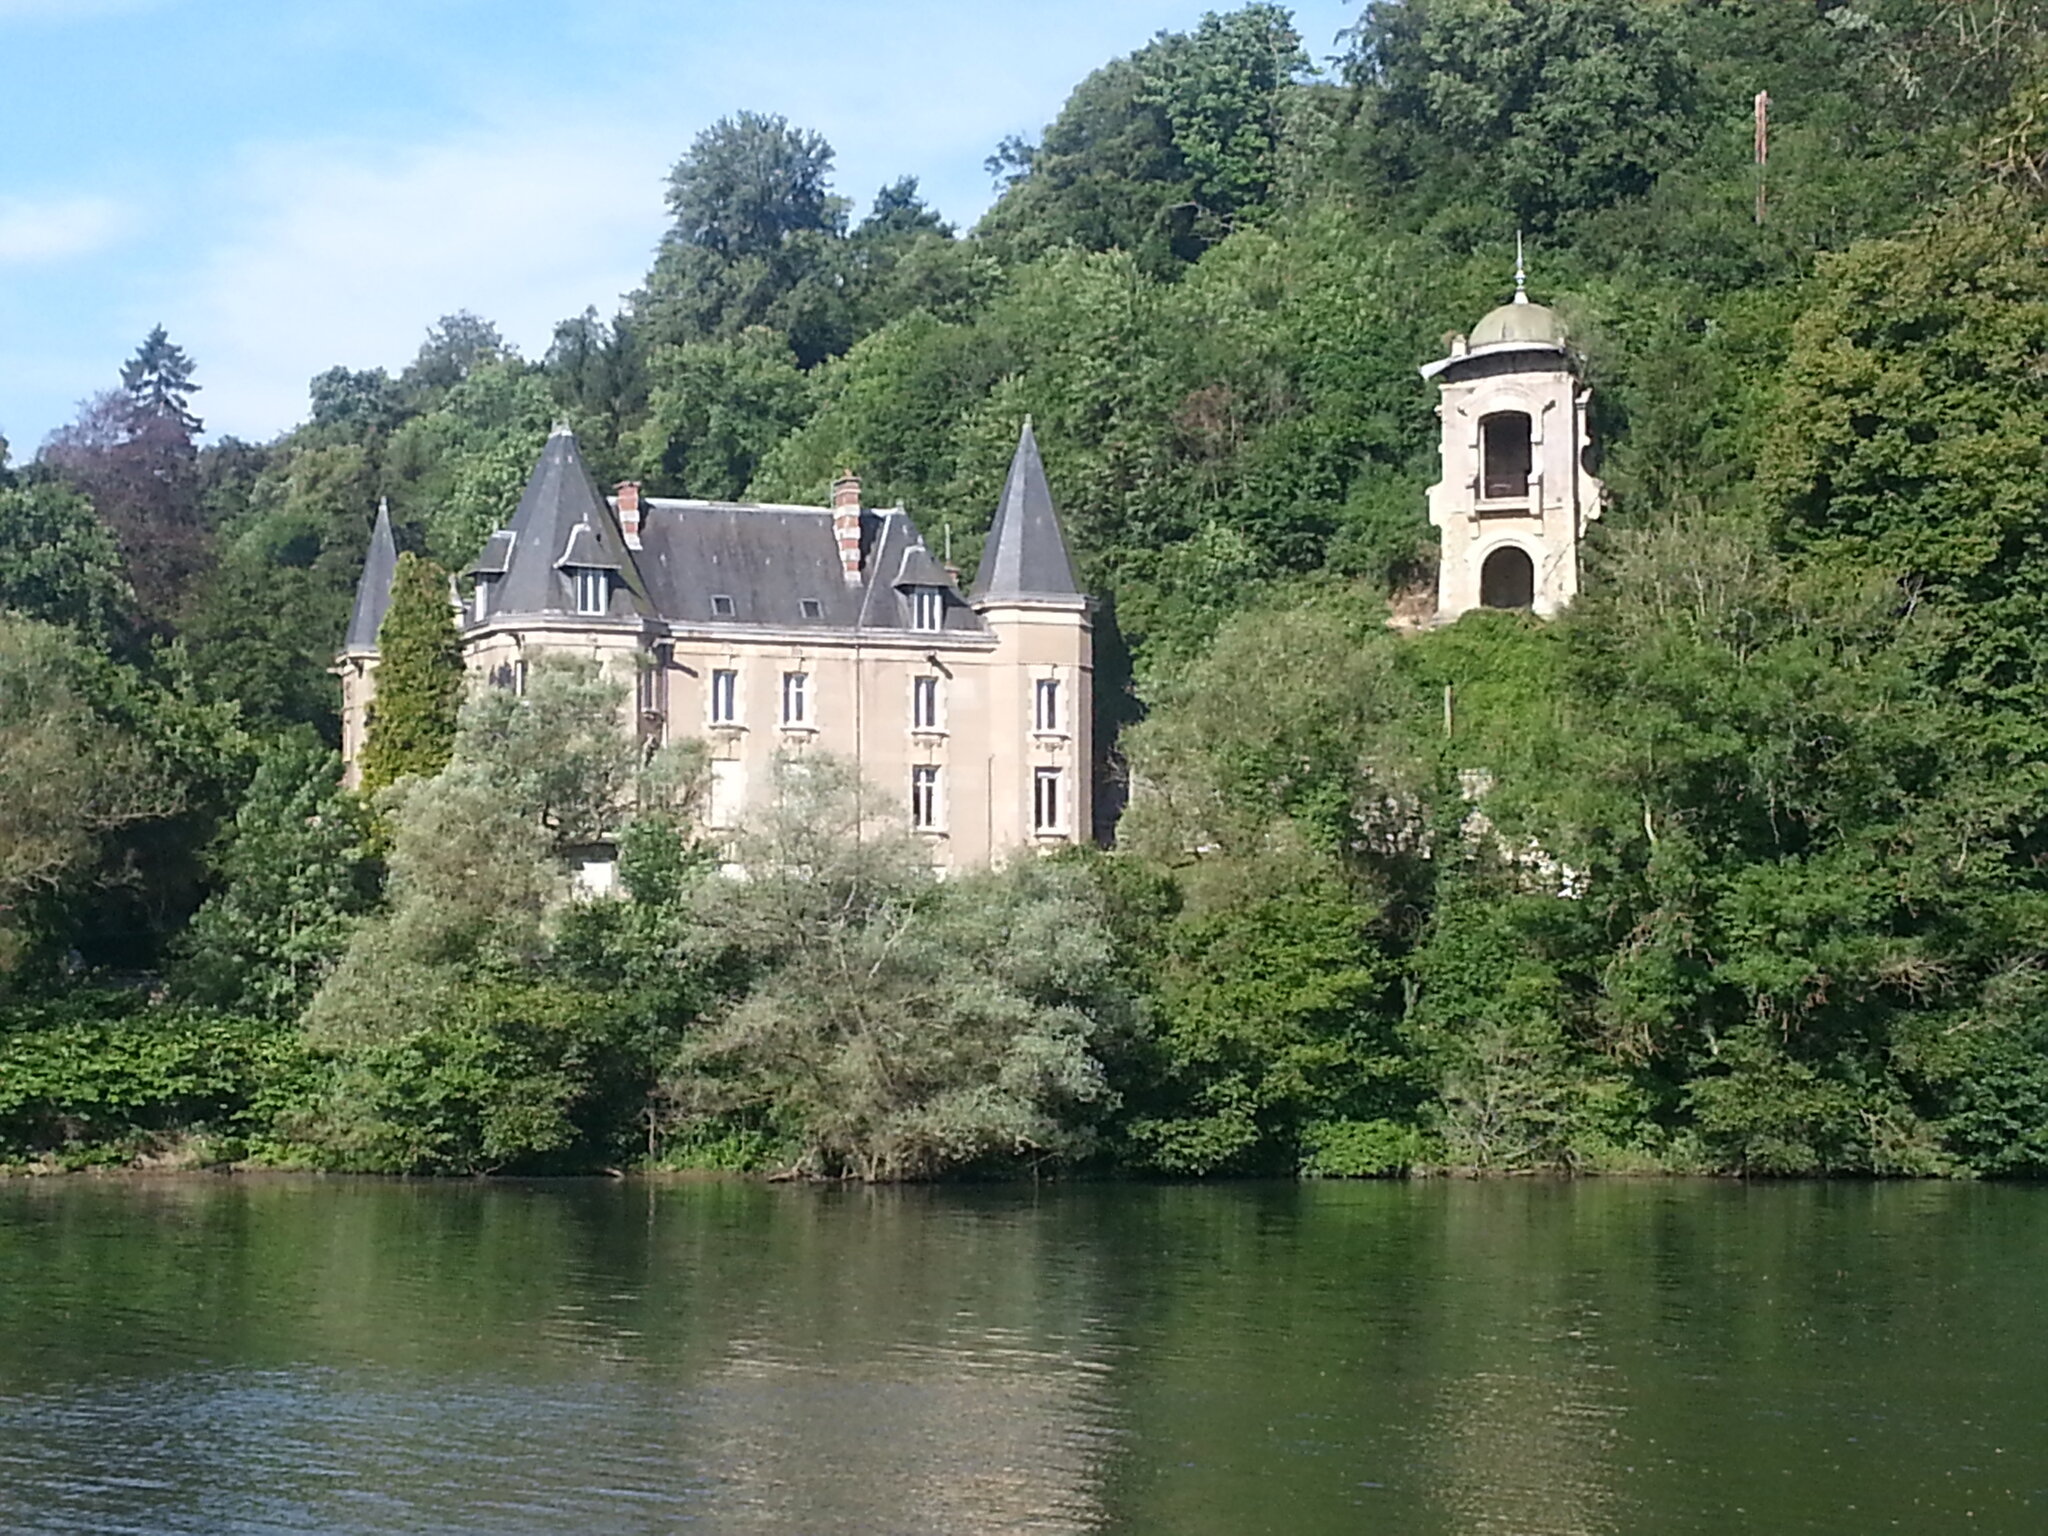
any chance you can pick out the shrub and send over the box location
[0,993,309,1165]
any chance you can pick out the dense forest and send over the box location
[7,0,2048,1179]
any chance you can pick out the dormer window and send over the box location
[574,567,608,616]
[911,587,943,632]
[800,598,823,620]
[711,594,735,618]
[473,579,491,624]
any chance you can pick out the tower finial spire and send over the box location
[1513,230,1528,304]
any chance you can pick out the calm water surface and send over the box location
[1,1178,2043,1535]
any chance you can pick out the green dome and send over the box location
[1469,296,1566,347]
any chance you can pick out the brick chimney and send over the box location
[615,481,643,550]
[832,471,863,584]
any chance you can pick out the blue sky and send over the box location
[0,0,1358,451]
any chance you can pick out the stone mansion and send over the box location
[338,421,1093,869]
[336,261,1601,866]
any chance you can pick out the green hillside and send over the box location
[9,0,2048,1178]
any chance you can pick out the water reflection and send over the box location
[2,1178,2046,1535]
[0,1181,1121,1535]
[1420,1186,1627,1536]
[660,1189,1120,1534]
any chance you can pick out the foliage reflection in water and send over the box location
[1,1178,2044,1535]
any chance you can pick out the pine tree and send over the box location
[360,553,464,793]
[120,324,203,435]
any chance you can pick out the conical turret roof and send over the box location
[342,498,398,653]
[488,424,647,617]
[969,421,1081,604]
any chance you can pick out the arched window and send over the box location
[1480,546,1534,610]
[1480,411,1532,500]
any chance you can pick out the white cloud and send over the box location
[186,122,671,439]
[0,195,129,263]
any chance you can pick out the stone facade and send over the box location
[339,423,1092,869]
[1422,278,1603,622]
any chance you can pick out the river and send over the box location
[1,1177,2042,1534]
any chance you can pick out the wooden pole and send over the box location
[1754,90,1770,225]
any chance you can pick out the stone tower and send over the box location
[334,498,397,791]
[968,420,1093,852]
[1421,253,1602,621]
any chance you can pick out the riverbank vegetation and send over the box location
[9,0,2048,1178]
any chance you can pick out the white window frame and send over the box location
[473,580,490,624]
[912,674,941,732]
[910,764,941,830]
[781,669,810,727]
[1033,767,1063,835]
[911,587,943,632]
[710,668,739,726]
[574,567,607,616]
[1034,677,1061,735]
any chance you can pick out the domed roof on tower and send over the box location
[1470,232,1565,347]
[1469,296,1566,347]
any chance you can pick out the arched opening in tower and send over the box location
[1480,546,1534,610]
[1480,411,1532,500]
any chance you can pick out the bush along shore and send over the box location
[11,2,2048,1178]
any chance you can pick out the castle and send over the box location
[337,262,1597,867]
[338,421,1092,870]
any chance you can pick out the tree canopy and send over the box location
[16,1,2048,1180]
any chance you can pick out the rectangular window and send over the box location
[710,668,738,725]
[800,598,823,619]
[708,759,742,830]
[513,657,529,696]
[711,594,735,617]
[911,587,943,631]
[910,765,940,830]
[1480,411,1533,500]
[1034,677,1060,734]
[912,674,939,731]
[1034,767,1062,834]
[781,670,809,726]
[575,568,607,616]
[474,581,490,624]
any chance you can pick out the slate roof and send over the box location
[482,424,647,619]
[556,521,622,571]
[969,420,1083,603]
[429,422,1078,643]
[892,542,952,589]
[633,500,870,628]
[342,499,398,654]
[465,529,513,576]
